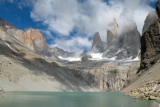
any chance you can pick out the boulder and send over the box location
[81,54,92,62]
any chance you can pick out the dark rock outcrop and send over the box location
[156,0,160,17]
[139,1,160,72]
[142,11,158,34]
[140,18,160,71]
[81,54,92,62]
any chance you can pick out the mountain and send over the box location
[102,19,141,60]
[51,47,75,58]
[0,18,77,60]
[142,11,158,34]
[82,18,141,61]
[123,0,160,100]
[0,18,99,92]
[90,32,107,53]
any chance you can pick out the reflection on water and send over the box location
[0,92,153,107]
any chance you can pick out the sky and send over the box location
[0,0,157,53]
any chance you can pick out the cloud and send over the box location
[0,0,14,4]
[29,0,155,52]
[50,36,92,56]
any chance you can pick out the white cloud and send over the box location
[50,36,92,55]
[0,0,14,4]
[29,0,155,52]
[8,0,13,4]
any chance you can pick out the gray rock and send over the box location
[142,11,158,34]
[103,23,141,60]
[81,54,92,62]
[90,32,107,53]
[140,18,160,71]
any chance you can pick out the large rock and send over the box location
[81,54,92,62]
[23,28,49,52]
[142,11,158,34]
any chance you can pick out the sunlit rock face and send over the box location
[22,28,49,52]
[0,18,49,52]
[102,19,141,60]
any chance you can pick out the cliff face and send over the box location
[66,62,139,91]
[139,0,160,72]
[140,18,160,71]
[0,18,49,53]
[23,28,49,52]
[142,11,158,34]
[103,19,141,60]
[7,28,49,52]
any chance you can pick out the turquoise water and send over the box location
[0,92,153,107]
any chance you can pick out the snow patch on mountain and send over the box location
[4,41,13,50]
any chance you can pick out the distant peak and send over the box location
[113,18,119,28]
[92,32,103,47]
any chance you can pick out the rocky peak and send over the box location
[0,18,14,31]
[52,47,75,58]
[92,32,102,47]
[103,18,141,60]
[22,28,48,52]
[113,18,119,32]
[106,18,119,48]
[90,32,107,53]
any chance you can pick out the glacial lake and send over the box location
[0,92,154,107]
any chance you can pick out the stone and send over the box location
[149,95,158,100]
[81,54,92,62]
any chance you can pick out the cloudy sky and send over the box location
[0,0,157,53]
